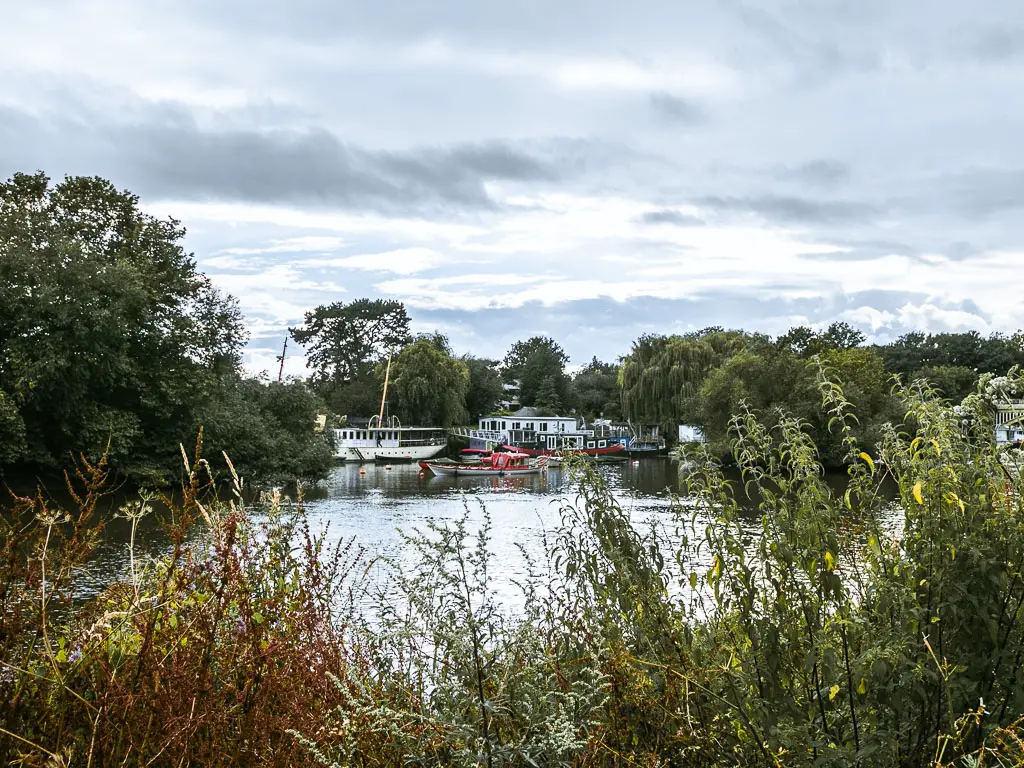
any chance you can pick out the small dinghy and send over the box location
[419,451,548,477]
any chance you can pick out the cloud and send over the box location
[0,103,564,215]
[649,92,706,125]
[299,247,448,275]
[638,209,705,226]
[771,159,850,188]
[694,195,880,225]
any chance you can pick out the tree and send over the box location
[570,357,621,420]
[501,336,570,410]
[195,377,335,483]
[462,357,503,421]
[290,299,411,388]
[0,171,246,477]
[382,334,470,427]
[777,321,865,358]
[619,329,757,434]
[534,376,563,416]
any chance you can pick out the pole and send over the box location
[276,338,288,383]
[378,350,393,423]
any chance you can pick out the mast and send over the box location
[378,349,393,424]
[276,337,288,383]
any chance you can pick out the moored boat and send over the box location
[332,415,447,463]
[419,451,548,477]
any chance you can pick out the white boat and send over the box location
[332,415,447,463]
[419,452,548,477]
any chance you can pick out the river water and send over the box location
[9,458,891,608]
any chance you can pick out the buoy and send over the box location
[632,460,640,467]
[359,467,366,475]
[385,464,392,470]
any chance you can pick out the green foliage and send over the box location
[501,336,570,410]
[3,374,1024,766]
[569,356,622,420]
[461,356,503,421]
[777,321,867,357]
[195,377,335,484]
[0,390,26,464]
[290,299,411,418]
[619,328,760,434]
[0,171,250,479]
[880,330,1024,386]
[290,298,411,386]
[382,334,470,426]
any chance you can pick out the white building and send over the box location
[995,401,1024,444]
[678,424,708,444]
[478,413,578,435]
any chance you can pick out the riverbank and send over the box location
[3,379,1024,766]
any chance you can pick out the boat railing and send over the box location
[448,427,506,442]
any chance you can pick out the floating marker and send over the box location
[359,467,367,475]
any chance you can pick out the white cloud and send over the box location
[297,247,449,275]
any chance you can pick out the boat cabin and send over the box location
[996,401,1024,445]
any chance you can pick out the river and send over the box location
[6,458,893,608]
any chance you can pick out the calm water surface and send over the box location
[14,458,888,606]
[70,459,695,602]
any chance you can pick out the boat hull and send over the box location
[419,458,548,477]
[336,444,446,463]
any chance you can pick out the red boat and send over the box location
[499,442,626,458]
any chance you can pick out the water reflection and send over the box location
[4,458,898,610]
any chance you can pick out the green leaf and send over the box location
[253,611,264,625]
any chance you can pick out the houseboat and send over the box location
[454,409,626,457]
[331,415,447,463]
[996,401,1024,446]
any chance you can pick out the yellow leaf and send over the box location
[913,482,923,505]
[859,452,875,472]
[867,535,882,557]
[857,677,867,695]
[828,684,841,701]
[931,439,941,456]
[824,551,836,572]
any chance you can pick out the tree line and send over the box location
[0,172,334,485]
[294,297,1024,466]
[3,171,1023,483]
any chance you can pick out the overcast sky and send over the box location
[4,0,1024,375]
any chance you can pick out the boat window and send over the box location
[598,440,606,448]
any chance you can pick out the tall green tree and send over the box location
[462,357,503,421]
[570,357,622,420]
[501,336,570,410]
[290,298,410,386]
[289,299,411,417]
[381,334,470,426]
[619,329,758,433]
[0,171,245,477]
[776,321,866,358]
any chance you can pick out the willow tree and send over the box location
[618,329,758,433]
[382,334,470,427]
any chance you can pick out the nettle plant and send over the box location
[673,365,1024,767]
